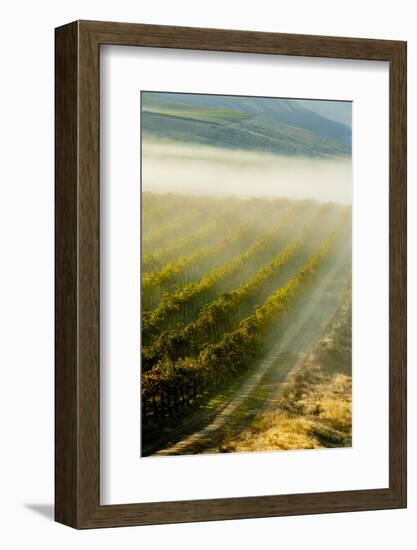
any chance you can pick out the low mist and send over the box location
[142,141,352,205]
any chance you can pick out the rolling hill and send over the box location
[142,92,351,158]
[295,99,352,127]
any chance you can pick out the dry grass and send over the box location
[217,292,352,453]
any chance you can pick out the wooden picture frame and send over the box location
[55,20,407,528]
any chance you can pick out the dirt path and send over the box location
[149,245,351,456]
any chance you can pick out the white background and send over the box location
[101,47,389,504]
[0,0,415,548]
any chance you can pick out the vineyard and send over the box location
[141,192,352,455]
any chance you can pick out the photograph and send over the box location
[140,91,353,457]
[0,0,408,536]
[50,13,406,533]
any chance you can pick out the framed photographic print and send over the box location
[55,20,407,528]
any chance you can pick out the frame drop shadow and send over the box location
[25,504,54,521]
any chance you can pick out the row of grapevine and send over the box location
[142,198,296,272]
[141,205,333,371]
[142,221,256,309]
[142,213,312,371]
[141,202,320,342]
[142,207,215,253]
[142,192,233,236]
[141,200,305,308]
[143,198,184,233]
[141,193,237,239]
[141,215,348,420]
[142,210,253,274]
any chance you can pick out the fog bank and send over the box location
[142,141,352,205]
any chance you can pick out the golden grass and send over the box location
[221,369,351,452]
[216,293,352,453]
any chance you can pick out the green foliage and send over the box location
[142,93,250,123]
[141,202,340,368]
[143,211,247,271]
[142,221,255,307]
[141,213,349,420]
[141,203,309,340]
[142,208,206,253]
[142,193,221,236]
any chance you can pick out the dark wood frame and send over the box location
[55,20,407,529]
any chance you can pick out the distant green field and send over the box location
[142,94,250,124]
[141,93,351,157]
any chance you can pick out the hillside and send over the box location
[142,92,351,158]
[295,99,352,128]
[142,92,351,157]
